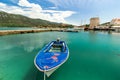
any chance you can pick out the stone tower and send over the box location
[89,17,99,29]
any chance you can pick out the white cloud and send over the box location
[0,3,6,6]
[18,0,42,12]
[48,6,57,9]
[48,0,114,9]
[0,2,25,15]
[18,0,32,7]
[0,0,75,24]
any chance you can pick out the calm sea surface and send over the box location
[0,27,46,30]
[0,31,120,80]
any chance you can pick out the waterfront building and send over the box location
[110,18,120,26]
[89,17,100,29]
[110,18,120,32]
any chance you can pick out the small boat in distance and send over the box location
[34,39,69,77]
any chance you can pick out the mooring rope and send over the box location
[44,68,46,80]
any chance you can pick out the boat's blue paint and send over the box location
[34,41,69,71]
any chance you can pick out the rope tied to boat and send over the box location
[44,67,46,80]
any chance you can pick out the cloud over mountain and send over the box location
[0,0,75,24]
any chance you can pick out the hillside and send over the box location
[0,11,73,28]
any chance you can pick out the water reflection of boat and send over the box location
[34,39,69,77]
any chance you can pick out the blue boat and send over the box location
[34,39,69,77]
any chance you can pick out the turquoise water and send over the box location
[0,31,120,80]
[0,27,46,30]
[0,27,35,30]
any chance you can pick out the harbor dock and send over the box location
[0,29,56,36]
[0,28,79,36]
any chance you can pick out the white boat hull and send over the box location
[45,66,59,77]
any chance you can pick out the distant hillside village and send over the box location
[78,17,120,32]
[89,17,120,28]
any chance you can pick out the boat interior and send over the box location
[49,44,62,52]
[50,41,66,52]
[44,41,66,53]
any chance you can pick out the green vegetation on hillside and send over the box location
[0,11,74,28]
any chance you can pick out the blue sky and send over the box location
[0,0,120,25]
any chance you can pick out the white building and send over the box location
[110,18,120,26]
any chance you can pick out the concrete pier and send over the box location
[0,29,62,36]
[0,28,81,36]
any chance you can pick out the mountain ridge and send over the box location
[0,11,73,28]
